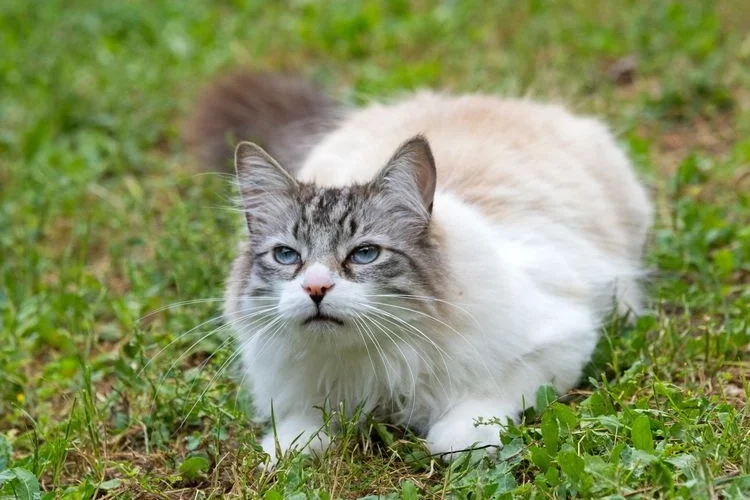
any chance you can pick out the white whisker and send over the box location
[362,308,454,407]
[180,317,289,429]
[349,313,379,383]
[353,312,394,390]
[361,304,454,365]
[138,298,225,321]
[369,300,497,385]
[140,313,225,376]
[357,312,422,426]
[364,293,481,329]
[149,307,279,405]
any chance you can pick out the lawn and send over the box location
[1,0,748,498]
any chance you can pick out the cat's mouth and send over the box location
[302,312,345,326]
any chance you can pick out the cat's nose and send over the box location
[302,264,335,305]
[303,282,334,305]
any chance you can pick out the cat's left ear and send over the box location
[234,141,297,229]
[375,135,437,215]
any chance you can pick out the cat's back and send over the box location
[298,92,651,257]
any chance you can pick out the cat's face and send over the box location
[232,137,443,339]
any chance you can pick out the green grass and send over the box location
[1,0,748,498]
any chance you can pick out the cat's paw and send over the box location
[259,415,330,467]
[425,416,503,462]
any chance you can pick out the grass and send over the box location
[1,0,748,497]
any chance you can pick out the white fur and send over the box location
[227,92,652,462]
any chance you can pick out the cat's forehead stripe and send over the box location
[297,186,366,243]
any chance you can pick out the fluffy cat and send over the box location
[187,71,652,463]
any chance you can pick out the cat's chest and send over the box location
[306,343,437,428]
[284,336,433,404]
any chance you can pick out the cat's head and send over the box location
[228,136,444,340]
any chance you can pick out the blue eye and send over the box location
[273,246,300,265]
[349,245,380,265]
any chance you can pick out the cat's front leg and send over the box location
[260,413,330,464]
[425,399,517,461]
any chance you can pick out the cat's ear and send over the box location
[234,141,297,227]
[376,135,437,215]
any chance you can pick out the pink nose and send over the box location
[303,283,334,305]
[302,264,335,305]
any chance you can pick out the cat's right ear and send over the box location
[234,141,297,229]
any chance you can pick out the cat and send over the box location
[186,70,653,463]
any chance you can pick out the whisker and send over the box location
[361,304,453,363]
[363,310,453,409]
[364,294,481,329]
[358,313,420,417]
[368,301,473,339]
[182,334,238,398]
[138,298,226,321]
[350,313,379,382]
[358,312,414,386]
[353,312,394,390]
[237,296,284,301]
[161,305,277,369]
[369,301,497,387]
[140,313,226,376]
[180,348,245,430]
[180,317,288,429]
[363,312,434,380]
[250,316,288,359]
[147,306,279,403]
[139,299,280,376]
[362,305,456,395]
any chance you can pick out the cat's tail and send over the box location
[185,70,339,173]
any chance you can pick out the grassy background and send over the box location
[1,0,748,498]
